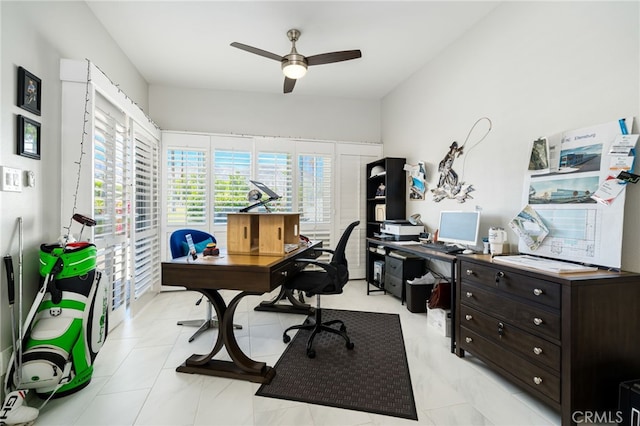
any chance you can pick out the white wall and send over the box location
[149,85,381,143]
[0,1,148,374]
[382,1,640,272]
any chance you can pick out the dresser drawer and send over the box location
[459,328,560,403]
[459,304,560,371]
[461,282,561,340]
[460,260,561,309]
[271,262,298,287]
[385,255,404,277]
[384,275,403,299]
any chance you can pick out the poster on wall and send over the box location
[518,117,635,269]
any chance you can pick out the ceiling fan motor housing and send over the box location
[282,53,308,75]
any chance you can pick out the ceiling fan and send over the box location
[230,29,362,94]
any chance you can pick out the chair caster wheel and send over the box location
[346,341,355,350]
[307,349,316,358]
[340,324,347,332]
[283,334,291,343]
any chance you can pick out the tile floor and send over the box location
[32,280,561,426]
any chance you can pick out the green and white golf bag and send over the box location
[4,241,108,399]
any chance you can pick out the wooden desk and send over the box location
[161,241,321,384]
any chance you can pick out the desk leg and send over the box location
[254,286,314,315]
[176,289,276,384]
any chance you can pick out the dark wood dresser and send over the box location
[455,254,640,425]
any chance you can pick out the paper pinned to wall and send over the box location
[509,205,549,251]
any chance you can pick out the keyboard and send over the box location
[420,242,464,254]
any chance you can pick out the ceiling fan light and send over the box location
[282,62,307,79]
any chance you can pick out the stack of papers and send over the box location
[492,255,598,274]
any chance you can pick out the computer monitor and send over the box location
[437,210,480,247]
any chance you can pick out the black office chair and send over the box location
[169,229,242,342]
[282,221,359,358]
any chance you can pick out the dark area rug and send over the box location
[256,309,418,420]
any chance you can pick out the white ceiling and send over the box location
[86,1,500,100]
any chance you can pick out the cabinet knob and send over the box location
[533,288,543,296]
[465,314,473,321]
[466,292,473,298]
[533,317,543,326]
[281,271,288,277]
[533,347,543,355]
[465,337,473,343]
[466,269,474,276]
[533,376,543,385]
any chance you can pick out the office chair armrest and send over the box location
[312,248,335,255]
[294,258,338,278]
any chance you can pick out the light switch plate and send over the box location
[0,166,22,192]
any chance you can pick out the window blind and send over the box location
[298,154,332,224]
[212,149,251,224]
[166,149,207,226]
[257,151,293,212]
[133,131,160,299]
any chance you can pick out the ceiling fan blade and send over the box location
[230,42,283,62]
[283,77,296,94]
[306,50,362,66]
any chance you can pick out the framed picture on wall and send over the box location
[17,115,41,160]
[17,66,41,115]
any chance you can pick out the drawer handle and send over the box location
[497,322,504,338]
[533,317,543,326]
[533,288,543,296]
[466,292,473,298]
[281,271,288,277]
[465,314,473,321]
[465,337,473,343]
[466,269,474,276]
[533,376,543,385]
[533,347,543,355]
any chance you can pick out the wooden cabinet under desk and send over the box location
[456,254,640,425]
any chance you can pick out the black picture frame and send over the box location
[17,66,41,115]
[17,115,41,160]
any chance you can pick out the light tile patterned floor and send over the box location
[32,280,561,426]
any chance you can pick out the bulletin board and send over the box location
[515,117,636,269]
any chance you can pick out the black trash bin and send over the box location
[406,281,433,313]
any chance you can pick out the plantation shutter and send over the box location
[256,151,293,212]
[297,150,333,249]
[93,92,131,316]
[165,149,207,226]
[132,128,160,302]
[212,148,252,225]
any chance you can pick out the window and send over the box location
[166,149,207,226]
[133,129,160,299]
[257,151,293,212]
[298,154,332,224]
[93,94,131,312]
[212,148,252,224]
[61,59,162,328]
